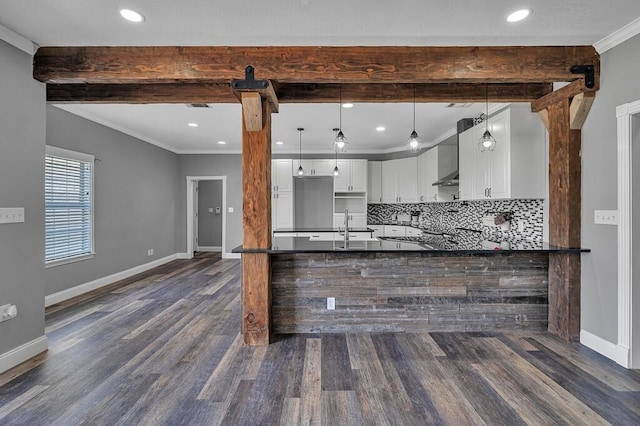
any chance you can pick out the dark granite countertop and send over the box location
[273,227,374,233]
[233,236,589,254]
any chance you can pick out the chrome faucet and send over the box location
[344,209,350,244]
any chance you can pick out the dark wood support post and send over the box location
[547,99,582,341]
[241,99,273,345]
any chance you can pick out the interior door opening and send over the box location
[186,176,227,259]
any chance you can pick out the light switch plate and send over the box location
[228,207,234,213]
[327,297,335,310]
[594,210,618,225]
[0,208,25,224]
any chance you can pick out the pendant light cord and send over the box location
[339,85,343,131]
[485,83,489,131]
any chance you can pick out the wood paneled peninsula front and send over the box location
[234,237,587,335]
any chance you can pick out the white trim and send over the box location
[580,330,629,367]
[617,99,640,368]
[0,23,36,55]
[0,336,48,375]
[197,246,222,252]
[45,254,178,307]
[187,176,227,260]
[224,253,241,259]
[594,17,640,54]
[176,253,189,259]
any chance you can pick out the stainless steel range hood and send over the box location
[431,118,474,187]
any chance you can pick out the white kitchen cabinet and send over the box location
[383,225,405,237]
[418,148,439,202]
[334,159,367,192]
[405,227,423,236]
[367,161,382,203]
[459,105,545,201]
[297,159,333,176]
[333,213,366,229]
[369,225,383,238]
[381,157,418,204]
[272,160,294,230]
[272,191,293,229]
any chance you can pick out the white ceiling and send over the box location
[2,1,640,154]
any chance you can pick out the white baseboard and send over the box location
[580,329,630,367]
[223,253,241,259]
[0,336,48,375]
[176,253,189,259]
[45,254,179,307]
[197,246,222,252]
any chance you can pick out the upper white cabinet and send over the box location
[459,105,546,200]
[296,159,334,176]
[273,159,293,192]
[382,158,418,204]
[418,148,438,202]
[367,161,382,203]
[334,159,367,192]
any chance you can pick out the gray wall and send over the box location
[0,41,46,355]
[581,33,640,342]
[197,180,223,247]
[45,106,180,296]
[178,155,243,253]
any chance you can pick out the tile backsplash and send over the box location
[368,199,544,242]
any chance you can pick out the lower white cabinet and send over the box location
[272,191,293,230]
[384,225,405,237]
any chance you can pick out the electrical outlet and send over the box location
[594,210,618,225]
[0,304,17,322]
[327,297,336,310]
[147,249,154,256]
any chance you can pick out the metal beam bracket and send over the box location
[231,66,269,90]
[569,65,595,88]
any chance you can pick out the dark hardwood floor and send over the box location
[1,252,639,425]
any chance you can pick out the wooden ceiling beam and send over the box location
[47,82,552,104]
[530,78,595,112]
[34,45,599,85]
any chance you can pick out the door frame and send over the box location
[186,176,227,259]
[617,99,640,368]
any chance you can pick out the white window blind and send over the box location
[45,146,94,264]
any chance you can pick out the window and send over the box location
[45,146,94,266]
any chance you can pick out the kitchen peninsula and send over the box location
[236,232,586,334]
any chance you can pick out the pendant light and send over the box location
[407,84,422,153]
[478,83,497,152]
[333,86,349,152]
[297,127,304,176]
[332,128,340,177]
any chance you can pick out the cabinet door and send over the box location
[368,161,382,203]
[458,127,475,200]
[384,225,406,236]
[333,159,351,192]
[349,213,367,228]
[405,227,423,236]
[396,157,418,203]
[274,191,293,229]
[312,159,334,176]
[349,160,367,192]
[424,148,439,202]
[487,110,510,199]
[273,159,293,192]
[381,160,398,203]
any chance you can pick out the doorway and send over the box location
[186,176,227,259]
[617,99,640,368]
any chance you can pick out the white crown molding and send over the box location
[0,23,36,55]
[53,105,180,154]
[594,16,640,54]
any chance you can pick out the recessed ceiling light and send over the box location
[187,122,198,127]
[506,8,531,23]
[376,126,386,132]
[276,141,284,145]
[120,9,145,23]
[217,141,226,145]
[342,103,354,109]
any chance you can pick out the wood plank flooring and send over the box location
[1,252,639,425]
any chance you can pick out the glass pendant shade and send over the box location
[333,165,340,177]
[478,129,497,152]
[407,130,422,153]
[297,127,304,176]
[334,130,349,152]
[478,83,497,152]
